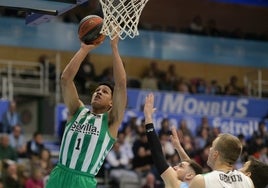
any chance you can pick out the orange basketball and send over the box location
[78,15,106,45]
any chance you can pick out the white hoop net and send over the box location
[99,0,149,40]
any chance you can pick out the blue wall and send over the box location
[55,89,268,139]
[0,17,268,68]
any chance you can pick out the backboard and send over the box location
[0,0,88,25]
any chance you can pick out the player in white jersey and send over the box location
[189,133,254,188]
[203,169,253,188]
[46,33,127,188]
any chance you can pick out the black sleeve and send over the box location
[145,123,169,175]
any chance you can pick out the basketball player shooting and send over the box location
[45,24,127,188]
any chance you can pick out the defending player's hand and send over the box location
[144,93,156,124]
[170,126,183,150]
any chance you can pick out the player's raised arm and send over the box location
[170,126,191,161]
[108,35,127,138]
[144,93,181,188]
[61,43,98,116]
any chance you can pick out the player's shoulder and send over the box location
[232,170,254,187]
[161,167,181,187]
[193,174,205,180]
[189,174,205,188]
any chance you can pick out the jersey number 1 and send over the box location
[75,138,82,150]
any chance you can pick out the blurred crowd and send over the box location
[135,61,247,96]
[74,55,248,97]
[140,15,268,42]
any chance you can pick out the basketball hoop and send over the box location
[99,0,149,40]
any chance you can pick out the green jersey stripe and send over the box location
[65,132,78,167]
[59,107,86,165]
[81,115,103,172]
[69,132,84,169]
[90,132,112,174]
[87,114,106,172]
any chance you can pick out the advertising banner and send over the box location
[55,105,265,140]
[127,89,268,119]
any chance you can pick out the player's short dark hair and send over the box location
[186,159,203,175]
[247,157,268,188]
[215,133,242,165]
[98,81,114,94]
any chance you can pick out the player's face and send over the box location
[91,85,112,109]
[173,161,192,181]
[207,137,219,168]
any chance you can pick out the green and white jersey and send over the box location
[58,107,115,176]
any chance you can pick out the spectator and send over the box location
[194,127,210,151]
[158,72,173,91]
[158,118,171,136]
[174,80,189,94]
[26,132,45,159]
[0,134,18,161]
[248,135,265,157]
[142,61,163,79]
[9,125,27,158]
[25,168,44,188]
[224,75,243,96]
[168,153,180,167]
[132,132,153,179]
[207,79,222,95]
[2,159,23,188]
[196,116,210,136]
[188,15,204,35]
[181,134,195,158]
[252,121,268,146]
[159,132,175,158]
[141,69,159,90]
[117,131,134,164]
[166,63,179,84]
[106,141,138,187]
[194,144,211,173]
[177,119,193,138]
[31,148,54,177]
[257,145,268,164]
[136,118,147,136]
[122,123,137,147]
[196,78,208,94]
[209,127,221,142]
[1,100,21,133]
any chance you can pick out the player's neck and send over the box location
[214,162,233,173]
